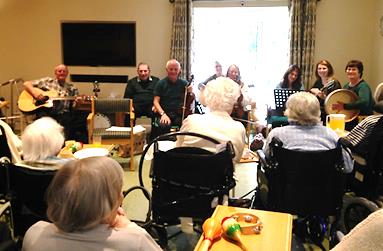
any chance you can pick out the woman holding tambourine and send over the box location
[310,60,341,124]
[331,60,374,131]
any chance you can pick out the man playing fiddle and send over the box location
[226,64,254,125]
[23,64,88,142]
[153,59,192,137]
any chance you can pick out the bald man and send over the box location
[153,59,191,137]
[23,64,87,142]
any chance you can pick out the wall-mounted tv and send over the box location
[61,21,136,67]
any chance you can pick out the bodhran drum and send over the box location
[324,89,359,122]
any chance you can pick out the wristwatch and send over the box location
[160,111,165,116]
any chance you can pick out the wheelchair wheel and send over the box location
[340,196,379,234]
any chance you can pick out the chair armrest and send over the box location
[256,149,268,168]
[87,112,94,143]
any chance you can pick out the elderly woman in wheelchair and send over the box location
[263,91,353,173]
[256,92,353,249]
[177,76,246,163]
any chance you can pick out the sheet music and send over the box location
[105,125,146,134]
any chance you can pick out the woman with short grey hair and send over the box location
[284,91,321,125]
[22,156,161,251]
[263,92,353,173]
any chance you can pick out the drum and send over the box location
[324,89,359,122]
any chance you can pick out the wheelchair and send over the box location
[256,137,347,250]
[138,131,236,248]
[338,115,383,234]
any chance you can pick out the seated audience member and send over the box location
[331,209,383,251]
[263,92,353,173]
[310,60,342,123]
[332,60,374,130]
[22,156,161,251]
[153,59,191,136]
[276,64,305,90]
[340,85,383,158]
[21,117,67,168]
[123,62,159,123]
[177,77,246,163]
[0,119,22,163]
[226,64,255,127]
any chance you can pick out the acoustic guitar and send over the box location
[18,88,91,113]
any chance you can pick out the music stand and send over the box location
[274,89,301,111]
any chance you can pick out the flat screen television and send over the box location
[61,21,136,67]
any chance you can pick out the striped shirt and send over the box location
[343,115,383,154]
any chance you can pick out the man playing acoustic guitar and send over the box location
[22,64,88,142]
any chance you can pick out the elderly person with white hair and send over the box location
[21,116,67,168]
[263,92,353,173]
[22,156,161,251]
[177,76,246,163]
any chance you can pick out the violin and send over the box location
[231,93,244,120]
[182,74,195,120]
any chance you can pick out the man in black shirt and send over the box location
[124,63,159,122]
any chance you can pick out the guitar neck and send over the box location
[49,96,76,101]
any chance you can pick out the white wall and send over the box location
[315,0,381,93]
[372,0,383,87]
[1,0,382,104]
[0,0,173,102]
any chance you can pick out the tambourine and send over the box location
[94,113,111,129]
[324,89,359,122]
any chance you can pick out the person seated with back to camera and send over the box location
[123,62,159,124]
[339,83,383,160]
[263,92,353,173]
[0,119,22,163]
[330,208,383,251]
[22,156,162,251]
[153,59,192,136]
[177,76,246,163]
[20,116,68,169]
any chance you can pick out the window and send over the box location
[191,4,290,113]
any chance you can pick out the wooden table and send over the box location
[194,205,293,251]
